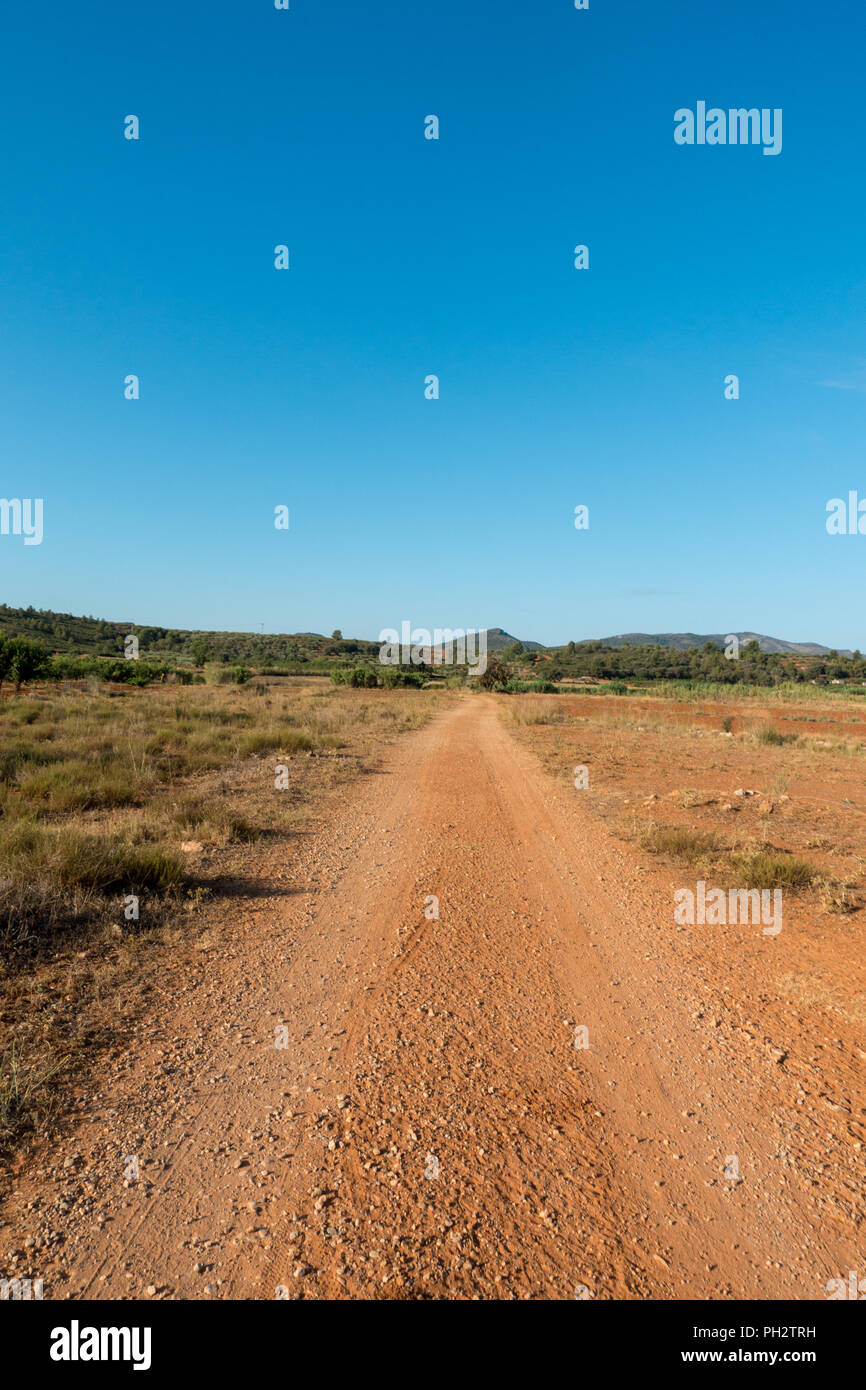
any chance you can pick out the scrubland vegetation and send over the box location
[3,605,866,690]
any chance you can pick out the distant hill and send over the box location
[474,628,545,653]
[444,627,853,658]
[586,632,853,657]
[0,606,856,668]
[442,627,853,657]
[0,605,379,668]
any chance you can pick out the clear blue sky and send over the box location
[1,0,863,648]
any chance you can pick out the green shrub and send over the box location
[381,667,425,688]
[0,636,51,690]
[506,679,558,694]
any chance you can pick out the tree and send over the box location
[0,636,50,692]
[189,638,209,667]
[331,629,343,641]
[476,657,511,691]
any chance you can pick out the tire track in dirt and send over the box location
[255,698,856,1299]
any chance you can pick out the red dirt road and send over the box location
[6,697,862,1299]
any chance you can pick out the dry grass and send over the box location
[0,681,437,943]
[0,1042,67,1140]
[0,822,184,945]
[637,821,816,889]
[778,972,866,1024]
[751,722,795,747]
[817,877,858,914]
[727,850,815,890]
[639,823,720,866]
[507,696,564,726]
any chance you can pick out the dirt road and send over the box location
[6,696,861,1299]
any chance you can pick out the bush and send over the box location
[47,655,177,686]
[0,636,50,690]
[332,665,427,689]
[506,679,558,694]
[381,667,425,689]
[203,664,234,686]
[476,658,512,691]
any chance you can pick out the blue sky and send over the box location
[1,0,863,648]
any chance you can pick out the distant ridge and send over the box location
[447,629,853,658]
[472,627,545,653]
[586,632,853,658]
[0,607,855,661]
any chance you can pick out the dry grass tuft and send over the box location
[638,823,721,865]
[727,850,815,890]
